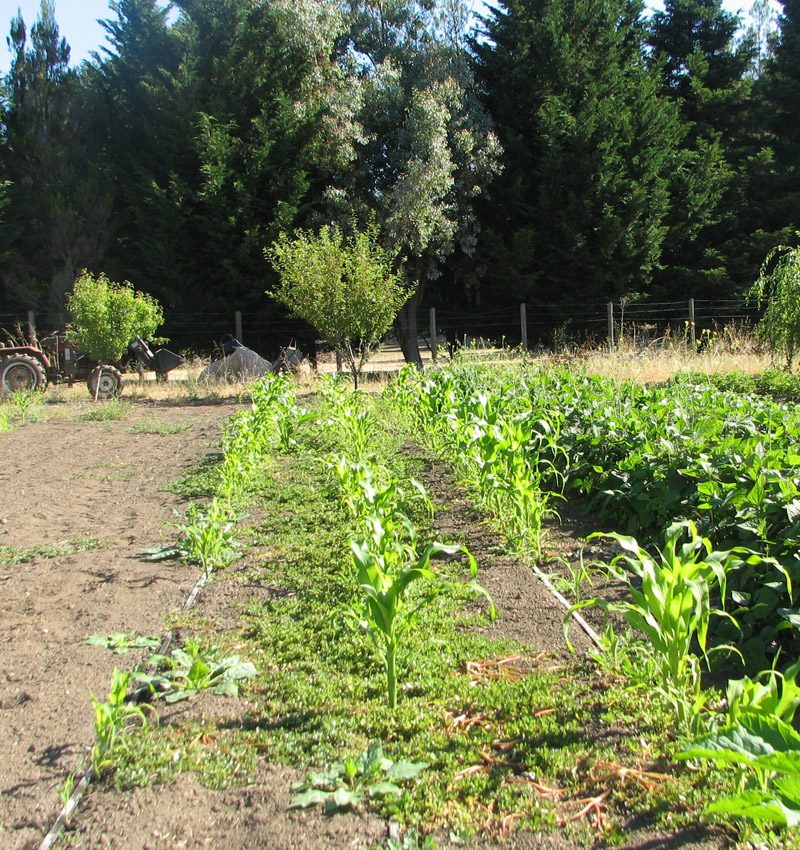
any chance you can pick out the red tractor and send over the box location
[0,332,183,399]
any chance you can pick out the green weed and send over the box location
[0,537,100,566]
[78,399,132,421]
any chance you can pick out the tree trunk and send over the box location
[396,277,426,368]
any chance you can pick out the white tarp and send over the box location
[200,347,272,382]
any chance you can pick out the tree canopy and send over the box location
[0,0,797,356]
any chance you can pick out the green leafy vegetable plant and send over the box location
[289,742,427,810]
[85,632,161,654]
[137,638,257,702]
[682,714,800,828]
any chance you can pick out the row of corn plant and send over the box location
[323,381,496,709]
[387,365,565,560]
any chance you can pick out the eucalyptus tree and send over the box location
[0,1,110,321]
[323,0,502,366]
[473,0,683,310]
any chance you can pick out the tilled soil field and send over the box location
[0,396,725,850]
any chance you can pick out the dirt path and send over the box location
[0,399,240,850]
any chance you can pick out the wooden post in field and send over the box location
[520,303,528,351]
[235,310,243,342]
[429,308,438,363]
[27,311,36,344]
[607,302,615,351]
[688,298,696,350]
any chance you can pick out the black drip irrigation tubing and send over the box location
[38,567,212,850]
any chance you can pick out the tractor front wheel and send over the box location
[87,365,123,400]
[0,354,46,394]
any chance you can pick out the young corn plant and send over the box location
[351,513,495,709]
[141,499,242,575]
[567,520,757,730]
[329,454,431,527]
[90,668,156,776]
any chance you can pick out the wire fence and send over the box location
[0,296,760,361]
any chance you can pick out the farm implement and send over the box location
[0,332,183,399]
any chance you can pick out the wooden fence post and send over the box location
[607,302,615,351]
[429,307,438,363]
[235,310,243,342]
[27,310,36,344]
[688,298,696,350]
[520,303,528,351]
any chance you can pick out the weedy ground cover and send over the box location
[95,378,754,847]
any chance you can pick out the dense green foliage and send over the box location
[1,0,799,351]
[395,362,800,674]
[268,223,410,386]
[66,270,164,363]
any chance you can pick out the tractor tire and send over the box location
[87,365,124,400]
[0,354,46,394]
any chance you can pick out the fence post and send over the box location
[520,303,528,351]
[27,310,36,344]
[688,298,696,350]
[429,307,438,363]
[235,310,243,343]
[607,302,615,351]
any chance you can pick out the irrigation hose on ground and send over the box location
[38,568,212,850]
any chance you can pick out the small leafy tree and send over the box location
[66,270,164,364]
[750,237,800,371]
[267,223,411,388]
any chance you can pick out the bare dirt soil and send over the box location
[0,398,727,850]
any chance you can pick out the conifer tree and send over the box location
[0,1,110,320]
[473,0,682,310]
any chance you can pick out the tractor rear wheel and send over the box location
[87,365,123,400]
[0,354,46,394]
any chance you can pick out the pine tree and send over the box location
[0,1,110,320]
[756,0,800,236]
[473,0,683,312]
[94,0,357,319]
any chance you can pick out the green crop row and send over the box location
[388,363,800,673]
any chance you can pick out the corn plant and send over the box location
[9,388,43,424]
[330,454,431,526]
[567,521,759,729]
[351,514,495,709]
[142,499,243,574]
[90,668,156,775]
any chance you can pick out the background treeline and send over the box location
[0,0,798,361]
